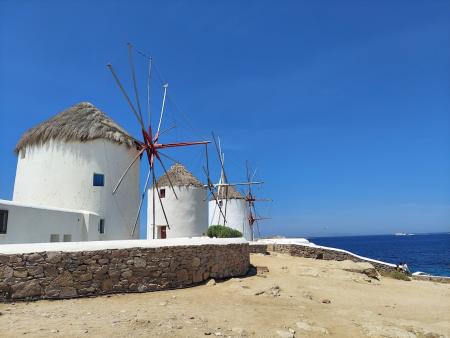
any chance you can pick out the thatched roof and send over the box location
[211,184,244,200]
[15,102,135,153]
[156,163,203,188]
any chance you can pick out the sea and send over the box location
[308,233,450,277]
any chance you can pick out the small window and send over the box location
[50,234,60,242]
[20,149,26,159]
[63,234,72,242]
[0,210,8,234]
[99,219,105,234]
[218,200,223,207]
[159,188,166,198]
[93,173,104,187]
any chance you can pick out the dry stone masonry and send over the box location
[0,243,250,301]
[250,243,399,275]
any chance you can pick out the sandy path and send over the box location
[0,253,449,338]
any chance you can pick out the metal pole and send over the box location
[152,168,156,239]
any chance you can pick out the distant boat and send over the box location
[394,232,414,236]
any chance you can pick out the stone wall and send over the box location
[249,244,269,254]
[0,243,249,301]
[250,243,398,275]
[412,275,450,284]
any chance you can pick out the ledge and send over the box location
[0,237,248,255]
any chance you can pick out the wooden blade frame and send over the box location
[108,44,209,238]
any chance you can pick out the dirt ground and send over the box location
[0,253,449,338]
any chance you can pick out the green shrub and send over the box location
[387,270,411,281]
[207,225,242,238]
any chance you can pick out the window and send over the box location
[50,234,60,242]
[93,173,104,187]
[20,149,26,159]
[159,188,166,198]
[218,200,223,207]
[99,219,105,234]
[0,210,8,234]
[63,234,72,242]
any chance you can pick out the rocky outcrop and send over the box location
[0,243,250,301]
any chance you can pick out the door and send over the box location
[160,226,167,239]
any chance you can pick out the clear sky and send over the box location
[1,1,449,238]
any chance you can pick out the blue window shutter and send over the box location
[93,173,104,187]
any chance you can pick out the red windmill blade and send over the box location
[107,43,209,239]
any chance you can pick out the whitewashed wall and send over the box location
[13,139,140,240]
[208,199,252,240]
[0,200,100,244]
[147,186,208,239]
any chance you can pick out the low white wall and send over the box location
[0,237,248,254]
[0,200,99,244]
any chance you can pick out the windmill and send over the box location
[207,133,262,239]
[243,161,271,241]
[107,43,209,239]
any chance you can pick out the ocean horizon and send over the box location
[306,232,450,277]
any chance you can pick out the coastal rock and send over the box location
[206,279,216,287]
[231,327,247,335]
[296,321,329,334]
[254,285,281,297]
[276,329,294,338]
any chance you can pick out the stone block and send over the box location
[0,266,13,279]
[13,268,28,278]
[46,252,62,264]
[121,270,133,278]
[44,265,58,277]
[101,279,113,292]
[0,255,9,265]
[176,269,188,282]
[44,286,61,298]
[193,271,203,283]
[192,257,201,268]
[53,271,74,287]
[26,253,43,263]
[133,257,146,268]
[78,272,93,282]
[60,287,77,298]
[78,287,96,295]
[11,280,41,299]
[27,265,44,276]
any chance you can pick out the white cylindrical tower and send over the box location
[208,186,252,240]
[147,163,208,239]
[13,102,140,240]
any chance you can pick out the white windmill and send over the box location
[207,134,262,240]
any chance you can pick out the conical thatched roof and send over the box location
[211,184,244,200]
[15,102,135,153]
[156,163,203,188]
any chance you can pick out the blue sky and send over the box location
[0,1,449,237]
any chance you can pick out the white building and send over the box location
[208,185,252,241]
[0,102,140,244]
[147,163,208,239]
